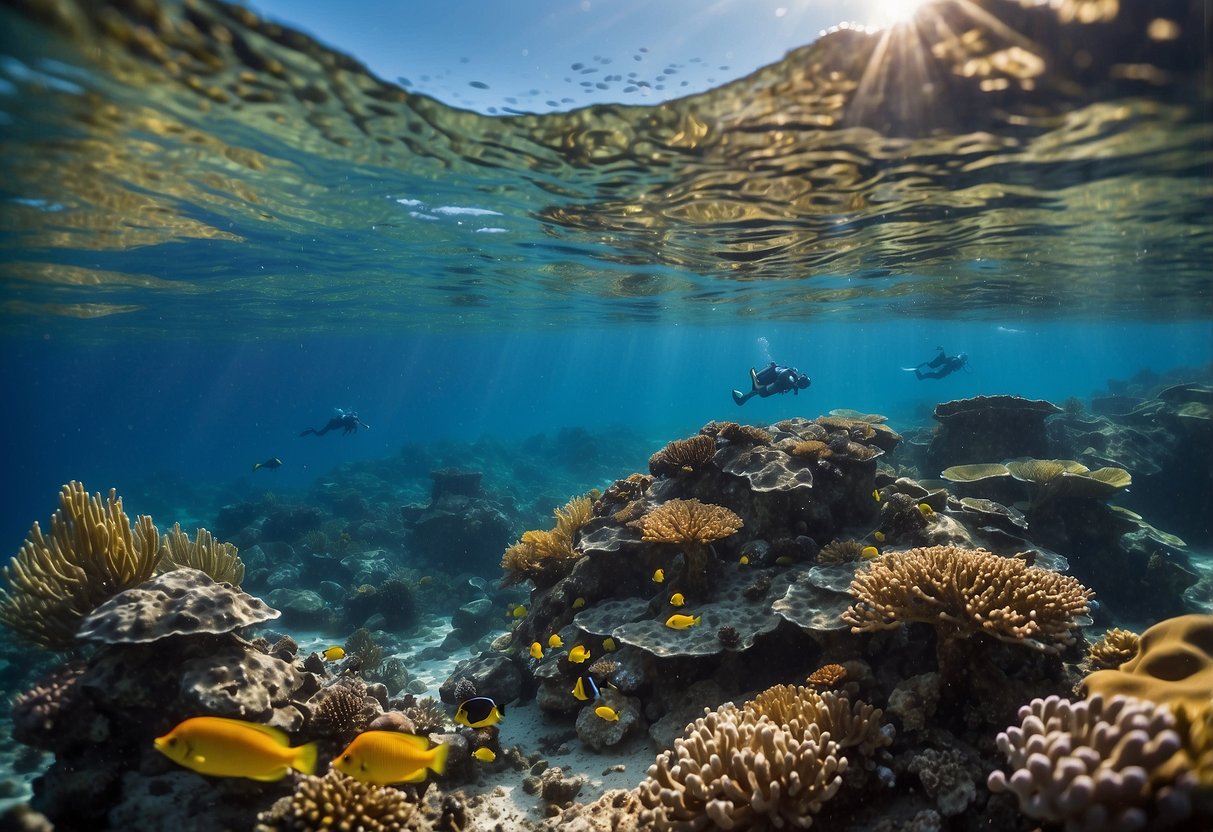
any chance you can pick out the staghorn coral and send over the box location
[637,703,846,831]
[501,495,592,587]
[842,546,1092,653]
[0,482,163,648]
[1087,627,1141,670]
[649,435,717,477]
[746,685,892,758]
[987,694,1195,831]
[155,523,244,585]
[807,664,847,689]
[256,769,432,831]
[817,539,867,565]
[635,499,743,590]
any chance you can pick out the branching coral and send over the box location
[256,769,432,831]
[637,704,846,830]
[842,545,1092,653]
[649,435,717,477]
[806,664,847,690]
[790,440,832,460]
[987,694,1196,831]
[156,522,244,584]
[1087,627,1141,670]
[0,482,163,648]
[746,685,891,758]
[398,696,448,735]
[635,499,742,590]
[501,495,592,587]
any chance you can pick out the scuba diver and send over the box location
[908,347,969,380]
[299,409,370,437]
[732,362,811,406]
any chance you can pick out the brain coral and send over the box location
[842,546,1091,653]
[637,703,845,831]
[987,694,1195,831]
[75,567,280,644]
[0,482,163,648]
[1082,614,1213,713]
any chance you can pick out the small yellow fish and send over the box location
[153,716,317,781]
[472,747,497,763]
[454,697,504,729]
[568,644,591,663]
[548,634,564,649]
[775,556,794,566]
[665,613,701,629]
[595,705,620,722]
[418,575,433,586]
[918,503,935,516]
[572,597,587,609]
[322,646,345,662]
[652,568,665,583]
[873,489,881,502]
[334,730,448,785]
[669,592,685,607]
[874,531,886,543]
[529,641,544,660]
[739,555,750,565]
[860,546,880,560]
[511,604,527,618]
[602,637,617,652]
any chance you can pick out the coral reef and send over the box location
[501,495,593,587]
[987,694,1196,830]
[156,522,245,584]
[1087,627,1141,670]
[842,545,1092,653]
[256,769,434,831]
[0,482,162,648]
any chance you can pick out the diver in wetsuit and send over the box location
[732,362,811,406]
[299,410,370,436]
[911,347,968,380]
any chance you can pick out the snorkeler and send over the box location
[299,410,370,437]
[908,347,969,380]
[732,362,811,406]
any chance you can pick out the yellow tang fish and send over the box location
[154,716,317,782]
[572,597,587,610]
[511,604,527,618]
[334,730,449,785]
[595,705,620,722]
[860,546,880,560]
[548,633,564,649]
[602,637,617,652]
[918,503,935,516]
[472,747,497,763]
[568,644,591,663]
[873,489,881,502]
[669,592,685,607]
[529,641,544,660]
[739,555,750,565]
[322,645,345,661]
[874,531,886,543]
[652,568,665,583]
[454,697,504,729]
[665,613,701,629]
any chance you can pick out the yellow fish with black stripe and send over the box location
[334,730,449,785]
[153,716,317,781]
[454,696,505,728]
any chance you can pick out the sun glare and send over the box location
[868,0,927,29]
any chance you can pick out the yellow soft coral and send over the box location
[842,545,1092,653]
[634,499,742,590]
[156,523,245,585]
[0,482,162,649]
[501,495,593,587]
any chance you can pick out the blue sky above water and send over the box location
[249,0,894,113]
